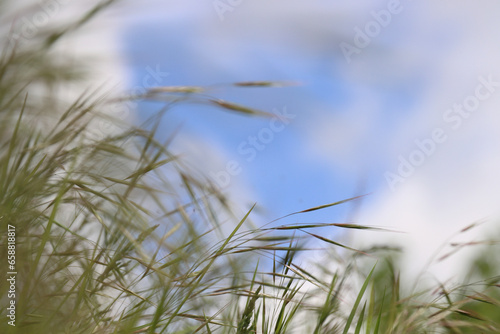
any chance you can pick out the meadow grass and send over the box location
[1,2,499,333]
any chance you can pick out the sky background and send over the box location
[9,0,500,283]
[114,0,500,283]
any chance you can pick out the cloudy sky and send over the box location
[108,0,500,283]
[10,0,499,283]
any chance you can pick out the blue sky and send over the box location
[105,0,500,282]
[120,1,422,224]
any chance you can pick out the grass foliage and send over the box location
[1,1,500,333]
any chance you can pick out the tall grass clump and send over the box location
[1,1,500,333]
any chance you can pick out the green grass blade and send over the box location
[343,264,376,334]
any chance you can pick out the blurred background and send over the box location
[4,0,500,282]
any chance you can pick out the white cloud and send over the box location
[338,1,500,283]
[169,131,261,218]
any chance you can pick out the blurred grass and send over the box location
[1,1,500,333]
